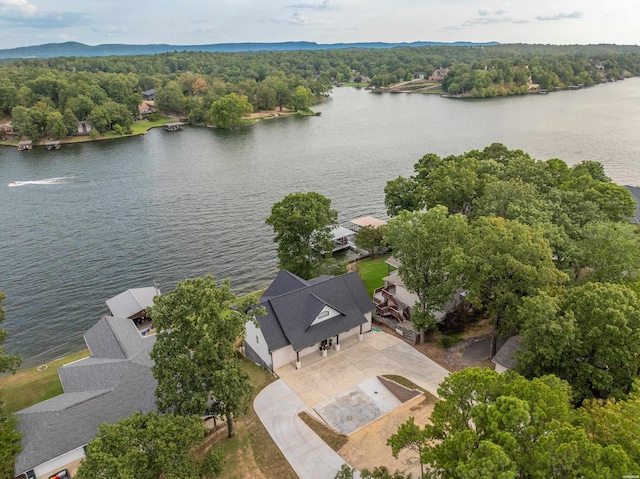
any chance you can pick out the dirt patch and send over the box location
[373,318,495,372]
[247,108,293,119]
[338,398,434,477]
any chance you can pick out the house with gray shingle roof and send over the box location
[625,185,640,224]
[14,315,157,479]
[244,270,374,371]
[105,286,158,319]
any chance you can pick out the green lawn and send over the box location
[356,254,393,297]
[342,82,369,88]
[0,350,90,412]
[299,411,348,451]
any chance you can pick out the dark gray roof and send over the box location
[256,271,374,352]
[142,88,156,96]
[492,335,522,370]
[625,185,640,224]
[261,269,309,301]
[15,317,157,475]
[84,316,154,360]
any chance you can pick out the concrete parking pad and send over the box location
[276,330,449,407]
[314,377,401,434]
[255,331,448,479]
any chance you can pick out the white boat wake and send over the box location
[8,176,75,187]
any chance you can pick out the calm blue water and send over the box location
[1,79,639,367]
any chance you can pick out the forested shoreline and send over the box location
[1,44,640,142]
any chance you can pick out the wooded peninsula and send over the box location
[1,44,640,143]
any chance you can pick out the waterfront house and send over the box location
[428,68,450,82]
[373,257,464,331]
[14,315,157,479]
[142,88,156,101]
[244,270,374,371]
[0,124,18,140]
[106,286,158,320]
[76,121,93,136]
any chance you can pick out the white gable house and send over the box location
[245,270,374,371]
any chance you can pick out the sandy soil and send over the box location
[247,108,293,119]
[338,397,434,477]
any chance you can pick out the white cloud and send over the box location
[186,25,216,34]
[537,11,583,21]
[0,0,37,15]
[289,12,309,25]
[286,0,340,10]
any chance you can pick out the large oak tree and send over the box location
[266,191,338,280]
[150,276,260,438]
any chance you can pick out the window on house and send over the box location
[256,335,259,344]
[318,310,330,320]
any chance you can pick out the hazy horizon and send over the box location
[1,0,638,50]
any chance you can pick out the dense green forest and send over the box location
[1,44,639,139]
[384,143,640,403]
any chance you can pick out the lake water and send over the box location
[2,79,640,367]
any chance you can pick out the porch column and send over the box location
[359,324,364,341]
[335,334,341,352]
[295,351,301,370]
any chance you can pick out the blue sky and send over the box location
[1,0,638,49]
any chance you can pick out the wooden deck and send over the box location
[374,285,410,323]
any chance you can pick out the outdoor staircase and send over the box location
[377,376,422,403]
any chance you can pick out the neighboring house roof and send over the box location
[255,271,374,352]
[350,216,387,229]
[14,316,157,476]
[142,88,157,96]
[385,256,401,269]
[106,286,158,318]
[331,226,356,239]
[625,185,640,224]
[492,335,522,371]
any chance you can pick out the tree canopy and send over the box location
[464,217,568,357]
[149,276,260,437]
[74,412,223,479]
[412,368,636,478]
[518,283,640,402]
[209,92,253,129]
[384,206,469,343]
[266,191,338,280]
[0,292,22,479]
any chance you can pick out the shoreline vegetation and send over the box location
[0,107,317,149]
[2,44,638,147]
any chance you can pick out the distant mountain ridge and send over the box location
[0,40,500,59]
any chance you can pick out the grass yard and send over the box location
[0,350,90,412]
[196,359,297,479]
[356,254,393,297]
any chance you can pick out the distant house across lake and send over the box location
[142,88,157,101]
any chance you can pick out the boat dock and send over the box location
[17,140,32,151]
[44,140,61,150]
[164,122,185,132]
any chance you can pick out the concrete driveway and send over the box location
[276,330,449,407]
[253,330,449,479]
[254,379,352,479]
